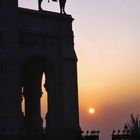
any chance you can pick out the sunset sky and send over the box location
[19,0,140,140]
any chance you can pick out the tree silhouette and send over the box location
[127,114,140,134]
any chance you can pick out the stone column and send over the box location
[23,86,43,135]
[45,81,57,129]
[61,58,81,135]
[0,0,24,134]
[45,81,65,137]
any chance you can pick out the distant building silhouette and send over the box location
[0,0,81,139]
[112,125,140,140]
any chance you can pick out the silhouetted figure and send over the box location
[50,0,67,14]
[59,0,67,14]
[38,0,43,10]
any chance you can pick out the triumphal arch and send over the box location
[0,0,81,138]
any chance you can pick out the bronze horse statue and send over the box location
[38,0,66,14]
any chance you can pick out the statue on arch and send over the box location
[38,0,67,14]
[57,0,67,14]
[38,0,43,11]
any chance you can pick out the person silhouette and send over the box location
[38,0,43,11]
[59,0,67,14]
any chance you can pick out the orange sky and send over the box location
[19,0,140,140]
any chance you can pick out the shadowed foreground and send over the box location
[0,131,100,140]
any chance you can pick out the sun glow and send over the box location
[89,108,95,114]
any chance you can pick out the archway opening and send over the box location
[41,73,48,128]
[22,73,48,128]
[21,56,48,134]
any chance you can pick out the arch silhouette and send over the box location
[0,2,81,137]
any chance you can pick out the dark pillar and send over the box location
[23,86,43,135]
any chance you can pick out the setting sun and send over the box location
[89,108,95,114]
